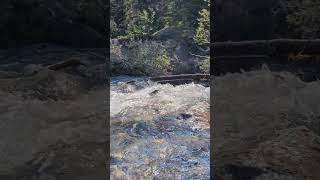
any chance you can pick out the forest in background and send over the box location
[110,0,210,76]
[1,0,319,76]
[110,0,320,76]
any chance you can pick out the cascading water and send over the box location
[110,75,210,179]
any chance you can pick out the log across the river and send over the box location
[148,74,210,86]
[150,74,210,82]
[212,39,320,56]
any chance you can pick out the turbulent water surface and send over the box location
[110,75,210,179]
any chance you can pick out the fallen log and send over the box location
[212,39,320,56]
[150,74,210,82]
[156,79,194,85]
[156,79,209,86]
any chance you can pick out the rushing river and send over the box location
[110,75,210,179]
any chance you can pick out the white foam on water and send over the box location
[110,76,210,179]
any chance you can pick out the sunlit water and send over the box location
[110,75,210,179]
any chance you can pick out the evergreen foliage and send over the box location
[286,0,320,38]
[110,0,208,40]
[111,0,210,75]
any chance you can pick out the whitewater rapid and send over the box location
[110,76,210,179]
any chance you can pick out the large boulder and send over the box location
[152,26,183,41]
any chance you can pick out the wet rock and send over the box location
[124,80,136,85]
[124,121,159,138]
[177,113,193,120]
[149,89,159,95]
[154,115,197,136]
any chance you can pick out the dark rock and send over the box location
[125,80,137,85]
[125,121,159,137]
[177,113,193,120]
[149,90,159,95]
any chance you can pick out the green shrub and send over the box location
[198,56,210,73]
[127,41,170,76]
[194,9,210,45]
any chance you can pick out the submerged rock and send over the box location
[149,89,159,95]
[177,113,193,120]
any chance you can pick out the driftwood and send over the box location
[212,39,320,56]
[47,59,86,70]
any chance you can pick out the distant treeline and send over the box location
[110,0,209,43]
